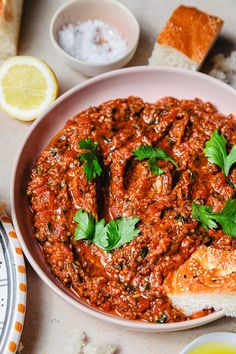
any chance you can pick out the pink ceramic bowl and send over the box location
[49,0,140,77]
[11,66,236,332]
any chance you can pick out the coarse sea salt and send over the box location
[57,19,128,64]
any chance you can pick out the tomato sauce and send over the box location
[27,96,236,323]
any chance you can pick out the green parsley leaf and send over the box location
[226,146,236,175]
[133,145,177,175]
[192,203,218,230]
[93,219,108,249]
[105,216,140,251]
[79,138,98,152]
[148,157,165,175]
[192,199,236,237]
[73,209,95,241]
[78,138,103,181]
[73,210,140,251]
[213,199,236,237]
[204,129,236,176]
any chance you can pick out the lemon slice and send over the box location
[0,56,58,121]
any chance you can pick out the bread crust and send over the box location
[0,0,24,58]
[157,5,223,64]
[164,245,236,295]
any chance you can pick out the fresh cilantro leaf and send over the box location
[73,209,95,241]
[148,157,165,175]
[78,138,103,181]
[192,202,218,230]
[192,199,236,237]
[213,199,236,237]
[226,146,236,175]
[105,216,140,251]
[204,129,236,176]
[93,219,108,249]
[73,210,140,251]
[133,145,177,175]
[105,220,119,250]
[133,145,158,160]
[79,138,98,152]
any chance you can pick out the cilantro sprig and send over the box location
[73,210,140,252]
[192,199,236,237]
[133,145,178,175]
[78,138,103,181]
[105,217,140,251]
[73,209,95,240]
[204,129,236,176]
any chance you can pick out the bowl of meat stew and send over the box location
[11,66,236,331]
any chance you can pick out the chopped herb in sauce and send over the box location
[125,284,136,294]
[49,147,58,156]
[174,213,189,223]
[46,222,52,233]
[155,313,168,323]
[139,246,148,258]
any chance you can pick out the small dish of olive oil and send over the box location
[180,332,236,354]
[189,342,236,354]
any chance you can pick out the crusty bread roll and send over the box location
[148,6,223,71]
[0,0,24,58]
[164,245,236,317]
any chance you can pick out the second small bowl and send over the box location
[180,332,236,354]
[49,0,140,77]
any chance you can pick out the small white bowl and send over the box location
[180,332,236,354]
[49,0,140,77]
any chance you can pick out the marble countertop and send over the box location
[1,0,236,353]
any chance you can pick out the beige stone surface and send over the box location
[0,0,236,353]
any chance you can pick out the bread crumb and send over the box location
[16,342,24,354]
[209,51,236,88]
[69,332,118,354]
[83,342,118,354]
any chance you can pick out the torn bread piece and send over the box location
[148,6,223,71]
[164,245,236,317]
[0,0,24,58]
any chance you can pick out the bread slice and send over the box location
[164,245,236,317]
[148,6,223,71]
[0,0,24,58]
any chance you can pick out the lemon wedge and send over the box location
[0,56,58,121]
